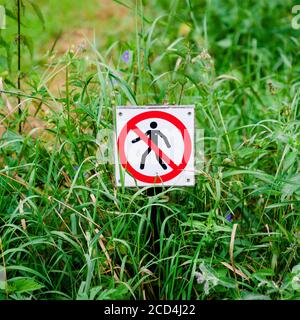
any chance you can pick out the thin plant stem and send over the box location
[17,0,22,133]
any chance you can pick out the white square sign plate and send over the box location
[114,105,195,187]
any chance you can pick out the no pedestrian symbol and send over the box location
[115,105,194,187]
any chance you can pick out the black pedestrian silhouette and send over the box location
[132,121,171,170]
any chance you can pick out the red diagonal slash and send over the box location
[132,125,178,170]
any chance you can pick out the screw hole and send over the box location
[188,111,192,115]
[118,112,123,116]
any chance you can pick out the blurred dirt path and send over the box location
[54,0,131,53]
[47,0,133,95]
[0,0,134,139]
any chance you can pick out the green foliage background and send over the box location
[0,0,299,300]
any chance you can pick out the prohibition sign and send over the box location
[117,110,192,184]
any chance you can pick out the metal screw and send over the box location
[188,111,192,115]
[187,178,190,182]
[118,112,123,116]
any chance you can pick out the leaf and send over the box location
[241,293,271,300]
[217,38,232,48]
[279,50,292,68]
[0,265,7,290]
[4,9,18,22]
[274,221,292,242]
[281,174,300,201]
[252,269,275,279]
[230,223,238,272]
[76,281,88,300]
[109,71,137,105]
[0,6,5,29]
[8,277,44,294]
[283,151,298,171]
[50,231,82,252]
[0,35,8,48]
[291,264,300,291]
[292,264,300,274]
[22,35,34,58]
[221,262,249,280]
[0,55,7,71]
[27,0,45,28]
[0,37,12,71]
[4,77,17,88]
[112,0,131,9]
[97,284,130,300]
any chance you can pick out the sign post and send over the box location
[114,105,195,298]
[146,186,161,299]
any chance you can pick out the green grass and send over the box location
[0,0,299,300]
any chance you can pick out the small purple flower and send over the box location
[73,166,88,178]
[226,213,233,222]
[195,271,205,284]
[121,50,130,63]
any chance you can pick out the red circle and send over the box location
[117,110,192,183]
